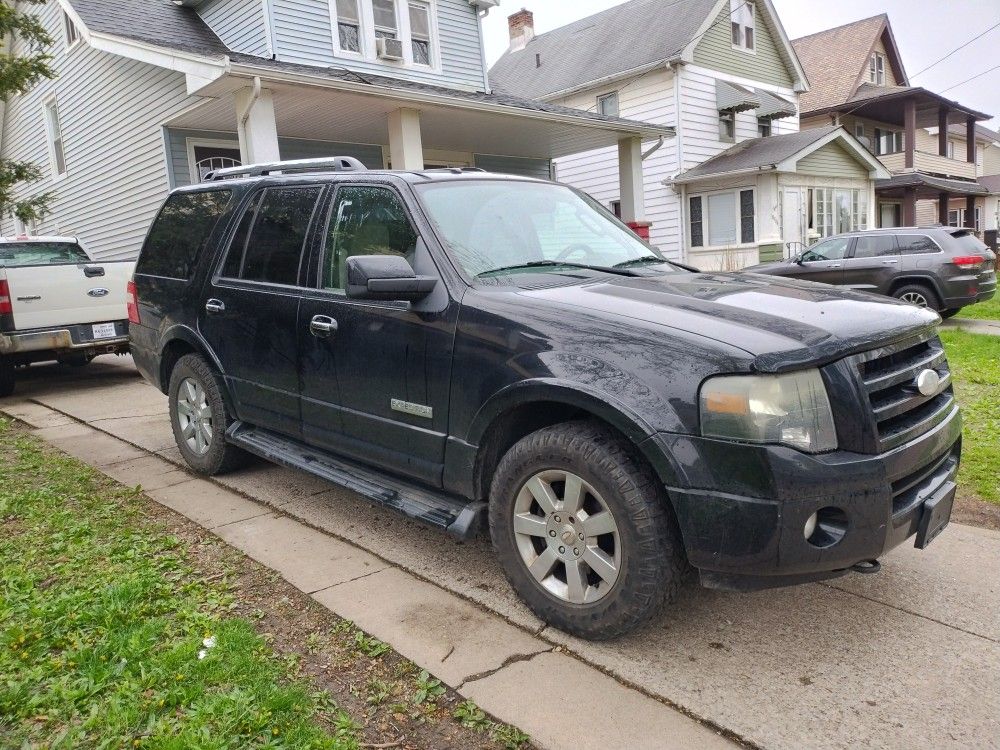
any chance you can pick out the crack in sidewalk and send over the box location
[307,566,389,595]
[456,649,552,691]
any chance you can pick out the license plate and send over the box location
[915,481,956,549]
[92,322,117,339]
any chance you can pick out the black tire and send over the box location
[892,283,941,311]
[0,357,14,398]
[939,308,961,319]
[168,353,249,475]
[489,420,686,640]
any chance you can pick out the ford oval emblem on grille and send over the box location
[87,288,110,298]
[915,369,940,396]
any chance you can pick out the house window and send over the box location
[43,98,67,178]
[597,92,619,118]
[336,0,362,53]
[874,128,903,156]
[689,189,754,247]
[811,188,868,238]
[869,52,886,85]
[854,123,865,139]
[610,200,622,218]
[757,117,771,138]
[408,2,431,65]
[949,208,984,231]
[947,140,955,159]
[373,0,398,40]
[63,11,80,49]
[719,110,735,142]
[977,144,984,168]
[730,0,755,51]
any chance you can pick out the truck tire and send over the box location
[168,353,249,475]
[0,357,14,398]
[893,283,941,311]
[489,420,685,640]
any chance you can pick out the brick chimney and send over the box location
[508,8,535,52]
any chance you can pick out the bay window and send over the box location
[810,188,868,238]
[689,189,755,248]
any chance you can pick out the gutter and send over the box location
[668,165,779,186]
[535,59,676,103]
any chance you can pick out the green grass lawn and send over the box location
[956,294,999,321]
[939,329,1000,505]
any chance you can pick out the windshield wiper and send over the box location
[476,260,641,278]
[613,256,671,269]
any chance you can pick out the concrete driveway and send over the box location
[5,356,1000,750]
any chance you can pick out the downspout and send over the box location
[240,76,262,132]
[642,137,664,160]
[672,62,687,262]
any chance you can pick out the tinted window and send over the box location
[322,186,418,290]
[853,235,898,258]
[897,235,940,255]
[949,232,986,254]
[802,237,850,262]
[138,191,232,279]
[0,242,89,267]
[221,191,263,279]
[223,187,321,286]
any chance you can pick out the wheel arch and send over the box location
[887,274,944,303]
[158,325,232,404]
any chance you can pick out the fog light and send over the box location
[803,511,819,540]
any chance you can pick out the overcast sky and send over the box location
[481,0,1000,129]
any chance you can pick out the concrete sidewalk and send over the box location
[4,357,1000,750]
[941,317,1000,337]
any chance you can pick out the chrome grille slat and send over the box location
[871,371,953,421]
[863,349,947,393]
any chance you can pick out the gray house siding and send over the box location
[0,3,198,260]
[200,0,271,57]
[474,154,552,180]
[271,0,485,90]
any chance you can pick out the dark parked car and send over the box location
[129,159,962,639]
[746,227,996,317]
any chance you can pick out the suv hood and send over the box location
[517,271,939,372]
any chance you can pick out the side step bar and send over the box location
[226,422,486,539]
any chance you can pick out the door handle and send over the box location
[881,259,899,264]
[205,298,226,315]
[84,266,105,278]
[829,263,842,268]
[309,315,338,338]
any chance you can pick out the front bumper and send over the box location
[651,402,962,590]
[0,321,130,357]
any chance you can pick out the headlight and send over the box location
[699,369,838,453]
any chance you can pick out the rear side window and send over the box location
[221,186,322,286]
[0,242,88,267]
[138,190,232,279]
[853,235,898,258]
[897,235,940,255]
[951,231,988,254]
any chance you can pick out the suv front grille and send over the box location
[856,335,955,452]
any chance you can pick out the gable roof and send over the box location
[792,14,907,116]
[489,0,806,101]
[672,126,888,183]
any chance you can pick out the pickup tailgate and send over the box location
[2,261,134,330]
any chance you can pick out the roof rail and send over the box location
[206,156,368,181]
[421,167,488,175]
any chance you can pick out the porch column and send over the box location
[938,108,949,157]
[903,186,917,226]
[967,116,977,164]
[235,86,281,165]
[904,97,916,170]
[618,136,646,226]
[938,193,949,225]
[388,108,424,171]
[965,195,976,229]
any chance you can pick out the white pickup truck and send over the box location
[0,236,134,396]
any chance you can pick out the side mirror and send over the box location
[346,255,437,301]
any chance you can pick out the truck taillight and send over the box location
[126,279,140,324]
[0,280,11,315]
[951,255,984,270]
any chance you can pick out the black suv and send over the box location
[747,226,997,316]
[130,158,962,639]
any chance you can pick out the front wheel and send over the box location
[0,357,14,398]
[489,421,686,640]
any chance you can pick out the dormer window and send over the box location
[869,52,886,85]
[336,0,362,53]
[63,11,80,50]
[730,0,755,52]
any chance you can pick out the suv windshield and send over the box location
[415,180,675,279]
[0,242,89,267]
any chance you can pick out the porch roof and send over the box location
[875,172,991,199]
[808,83,991,127]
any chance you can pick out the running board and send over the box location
[226,423,485,539]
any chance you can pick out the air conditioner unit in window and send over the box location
[377,37,404,61]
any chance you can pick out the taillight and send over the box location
[126,279,140,324]
[951,255,984,270]
[0,279,11,315]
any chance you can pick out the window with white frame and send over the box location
[869,52,886,85]
[43,98,67,178]
[373,0,398,39]
[597,92,619,117]
[335,0,362,53]
[854,122,865,139]
[689,189,755,248]
[809,188,868,238]
[409,2,431,65]
[947,140,955,159]
[730,0,755,51]
[949,208,983,230]
[757,117,771,138]
[63,11,80,49]
[874,127,903,156]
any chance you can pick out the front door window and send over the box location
[802,237,850,262]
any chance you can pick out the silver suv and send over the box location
[747,227,997,317]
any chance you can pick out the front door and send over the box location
[199,184,325,438]
[298,183,456,486]
[841,233,900,294]
[789,236,851,285]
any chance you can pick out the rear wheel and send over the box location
[489,421,685,640]
[893,283,941,311]
[168,353,248,475]
[939,308,961,319]
[0,357,14,398]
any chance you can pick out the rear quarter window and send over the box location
[897,235,941,255]
[137,190,233,279]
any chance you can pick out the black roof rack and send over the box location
[206,156,368,181]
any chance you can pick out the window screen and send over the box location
[336,0,361,52]
[138,190,232,279]
[373,0,397,37]
[409,2,431,64]
[223,187,320,286]
[854,235,898,258]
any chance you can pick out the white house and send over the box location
[489,0,888,269]
[1,0,673,260]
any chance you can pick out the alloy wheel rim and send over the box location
[512,469,621,605]
[176,377,213,456]
[900,291,928,308]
